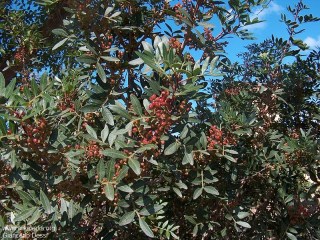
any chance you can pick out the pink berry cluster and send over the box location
[207,125,236,150]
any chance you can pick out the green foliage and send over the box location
[0,0,319,239]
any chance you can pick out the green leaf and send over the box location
[136,51,163,73]
[128,158,141,175]
[60,198,68,214]
[286,232,297,240]
[237,212,250,219]
[139,204,163,216]
[210,56,219,72]
[236,221,251,228]
[14,207,37,222]
[102,107,114,125]
[105,160,115,181]
[104,6,114,16]
[182,151,193,165]
[193,188,203,200]
[80,104,100,113]
[192,224,198,237]
[102,149,127,159]
[96,62,106,83]
[68,200,74,219]
[204,186,219,195]
[184,215,197,224]
[148,80,161,93]
[175,181,188,189]
[225,214,233,221]
[0,73,5,92]
[52,37,68,50]
[27,208,41,225]
[101,124,109,143]
[85,124,98,139]
[97,159,105,181]
[200,132,207,148]
[10,151,17,168]
[223,154,237,163]
[77,55,97,64]
[0,117,6,135]
[142,41,154,53]
[108,128,118,147]
[104,182,114,201]
[40,190,52,214]
[135,144,157,153]
[201,57,210,74]
[130,94,143,116]
[164,141,181,155]
[109,105,131,120]
[52,28,68,37]
[4,78,16,98]
[116,166,129,182]
[117,184,134,193]
[119,211,135,226]
[129,58,144,65]
[17,190,34,203]
[139,218,154,238]
[292,39,308,50]
[180,125,189,139]
[31,79,39,96]
[173,187,182,198]
[220,227,227,237]
[288,227,298,234]
[224,149,238,155]
[285,194,294,204]
[101,56,120,62]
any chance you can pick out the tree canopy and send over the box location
[0,0,319,239]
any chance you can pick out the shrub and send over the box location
[0,0,319,239]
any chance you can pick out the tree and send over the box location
[0,0,319,239]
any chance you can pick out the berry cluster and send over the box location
[173,1,197,23]
[169,37,182,52]
[290,130,300,139]
[114,151,130,179]
[204,28,214,42]
[0,161,12,193]
[16,115,50,151]
[56,176,88,201]
[288,204,311,225]
[185,53,195,63]
[193,151,211,165]
[207,125,236,150]
[82,113,99,129]
[100,35,113,51]
[57,92,76,112]
[108,74,117,86]
[173,3,183,17]
[181,0,198,21]
[85,141,103,160]
[14,47,26,63]
[76,0,93,28]
[224,87,240,96]
[132,91,174,146]
[160,72,183,90]
[132,91,191,165]
[116,50,124,59]
[10,113,62,166]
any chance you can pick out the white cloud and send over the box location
[304,35,320,49]
[244,21,266,31]
[255,2,282,18]
[243,2,282,31]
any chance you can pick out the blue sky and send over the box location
[225,0,320,61]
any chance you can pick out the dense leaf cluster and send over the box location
[0,0,319,239]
